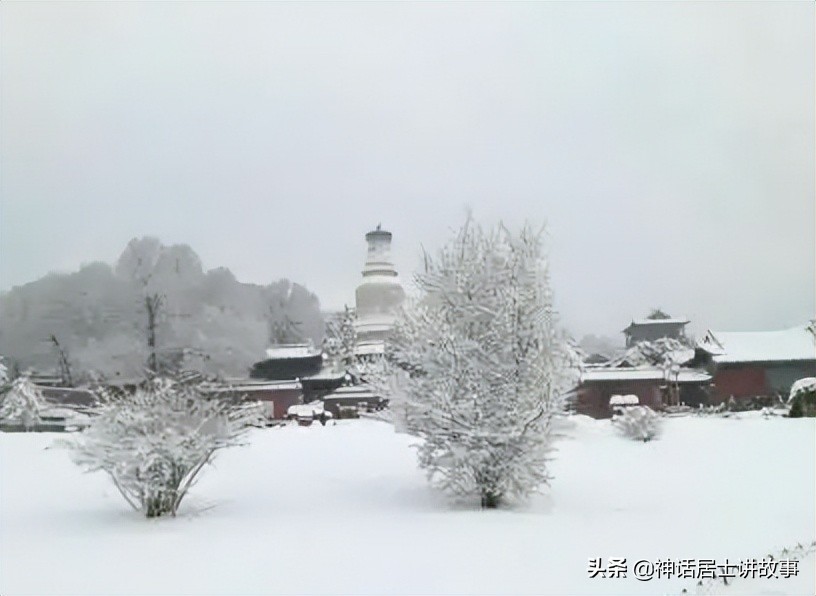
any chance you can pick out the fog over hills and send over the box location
[0,237,324,379]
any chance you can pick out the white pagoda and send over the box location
[354,225,405,353]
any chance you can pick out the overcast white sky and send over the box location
[1,2,813,340]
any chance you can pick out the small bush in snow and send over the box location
[789,393,816,418]
[613,406,661,442]
[696,403,726,416]
[789,378,816,418]
[0,376,47,430]
[61,377,265,518]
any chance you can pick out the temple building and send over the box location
[691,322,816,403]
[244,225,403,417]
[623,309,689,347]
[354,225,405,354]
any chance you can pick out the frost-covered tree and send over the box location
[613,405,662,442]
[323,305,358,372]
[368,218,571,508]
[0,237,324,379]
[0,376,47,430]
[61,377,265,517]
[0,356,8,386]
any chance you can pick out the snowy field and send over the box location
[1,414,814,595]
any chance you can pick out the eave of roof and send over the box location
[623,318,690,333]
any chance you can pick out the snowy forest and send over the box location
[0,237,324,379]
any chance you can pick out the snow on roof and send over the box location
[673,370,712,383]
[698,323,816,364]
[302,369,347,381]
[582,369,664,382]
[331,385,373,393]
[212,380,303,391]
[39,387,97,406]
[324,386,378,400]
[40,406,92,419]
[354,341,386,356]
[581,368,711,383]
[609,394,639,406]
[264,344,321,360]
[625,318,689,331]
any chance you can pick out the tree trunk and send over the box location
[480,490,501,509]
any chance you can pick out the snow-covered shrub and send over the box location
[367,218,572,508]
[61,377,265,517]
[0,376,47,430]
[789,378,816,418]
[696,402,726,416]
[613,405,661,442]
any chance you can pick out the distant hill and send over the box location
[0,237,324,380]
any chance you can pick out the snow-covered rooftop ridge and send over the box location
[329,385,376,395]
[581,368,711,383]
[698,322,816,363]
[324,386,378,400]
[264,343,321,360]
[354,341,386,356]
[302,369,347,381]
[583,369,664,381]
[211,380,303,391]
[627,317,690,327]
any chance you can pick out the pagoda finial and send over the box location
[376,222,381,231]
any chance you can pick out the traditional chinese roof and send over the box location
[697,323,816,364]
[623,318,690,333]
[252,343,323,381]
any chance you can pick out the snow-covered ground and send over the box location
[1,414,813,595]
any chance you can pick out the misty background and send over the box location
[1,2,813,375]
